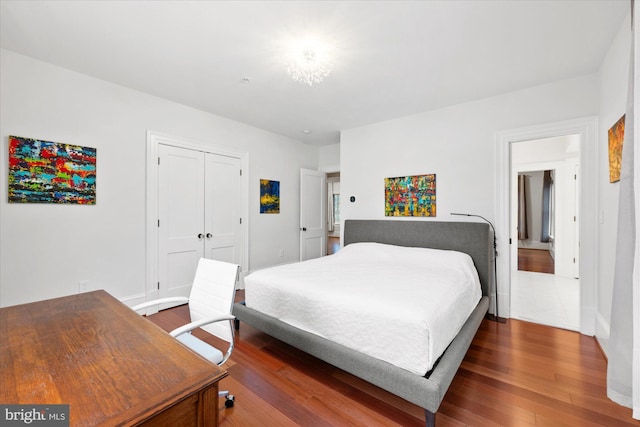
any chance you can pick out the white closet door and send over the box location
[204,153,243,266]
[158,144,205,300]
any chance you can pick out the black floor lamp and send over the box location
[451,213,506,323]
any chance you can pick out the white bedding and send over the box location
[244,242,482,375]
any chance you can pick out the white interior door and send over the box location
[573,164,580,278]
[158,144,205,301]
[158,146,243,305]
[147,130,248,309]
[204,153,243,266]
[300,168,326,261]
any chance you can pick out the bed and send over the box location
[233,219,492,426]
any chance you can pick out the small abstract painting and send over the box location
[8,136,96,204]
[385,174,436,217]
[260,179,280,213]
[608,115,625,183]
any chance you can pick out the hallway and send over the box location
[511,270,579,331]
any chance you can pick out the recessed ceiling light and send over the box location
[302,129,312,134]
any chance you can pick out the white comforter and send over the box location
[244,242,482,375]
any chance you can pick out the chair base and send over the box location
[219,390,234,408]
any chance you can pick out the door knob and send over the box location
[198,233,204,239]
[302,227,307,231]
[206,233,212,238]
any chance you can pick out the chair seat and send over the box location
[176,333,224,365]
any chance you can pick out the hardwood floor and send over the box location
[328,236,340,255]
[147,296,638,426]
[518,248,555,274]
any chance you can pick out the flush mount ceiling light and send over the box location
[285,36,334,86]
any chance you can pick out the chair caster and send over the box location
[225,395,235,408]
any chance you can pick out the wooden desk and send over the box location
[0,290,227,426]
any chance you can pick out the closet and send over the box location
[157,143,243,302]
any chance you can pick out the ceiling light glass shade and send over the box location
[286,38,333,86]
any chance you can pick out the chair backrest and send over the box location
[188,258,239,343]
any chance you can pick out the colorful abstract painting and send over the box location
[8,136,96,204]
[260,179,280,213]
[385,174,436,217]
[608,115,625,183]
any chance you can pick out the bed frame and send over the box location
[233,219,492,426]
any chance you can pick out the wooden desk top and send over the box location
[0,290,227,426]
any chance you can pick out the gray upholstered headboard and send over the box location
[343,219,494,298]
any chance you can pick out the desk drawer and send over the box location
[138,383,218,427]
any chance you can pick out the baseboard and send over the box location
[517,241,551,251]
[595,312,610,358]
[119,292,146,308]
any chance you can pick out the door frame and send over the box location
[495,116,598,335]
[145,130,249,306]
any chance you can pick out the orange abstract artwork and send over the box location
[608,115,625,183]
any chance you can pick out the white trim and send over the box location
[145,130,250,306]
[320,164,341,173]
[495,116,598,335]
[118,292,147,308]
[595,311,611,356]
[514,160,567,173]
[632,2,640,418]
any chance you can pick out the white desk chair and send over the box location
[133,258,240,408]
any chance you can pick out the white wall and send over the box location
[0,49,318,307]
[597,13,632,351]
[319,143,340,172]
[341,74,599,223]
[511,134,580,164]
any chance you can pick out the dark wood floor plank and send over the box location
[217,376,299,426]
[457,368,635,427]
[518,248,555,273]
[146,299,639,426]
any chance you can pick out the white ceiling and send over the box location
[0,0,629,146]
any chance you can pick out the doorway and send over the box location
[496,117,597,335]
[517,170,555,274]
[510,135,580,331]
[327,172,341,255]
